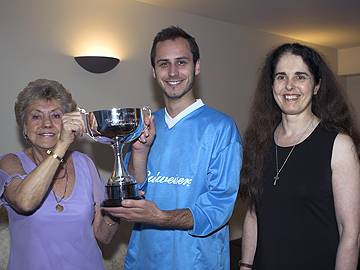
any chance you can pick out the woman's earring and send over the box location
[314,84,320,95]
[23,132,29,141]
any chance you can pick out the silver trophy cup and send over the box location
[81,106,151,207]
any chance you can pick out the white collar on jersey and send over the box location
[165,99,204,129]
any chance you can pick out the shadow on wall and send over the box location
[229,196,247,240]
[100,223,133,270]
[71,139,114,173]
[151,77,165,109]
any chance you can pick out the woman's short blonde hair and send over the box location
[14,79,77,128]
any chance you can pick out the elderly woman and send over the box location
[0,79,118,270]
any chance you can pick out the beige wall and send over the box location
[0,0,341,269]
[338,47,360,75]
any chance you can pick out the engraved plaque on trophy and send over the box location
[80,107,151,207]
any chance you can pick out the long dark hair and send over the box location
[240,43,360,208]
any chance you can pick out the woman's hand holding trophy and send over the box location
[78,106,154,207]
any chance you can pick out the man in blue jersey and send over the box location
[104,26,243,270]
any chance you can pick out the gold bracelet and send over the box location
[46,149,64,163]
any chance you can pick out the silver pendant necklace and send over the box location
[273,117,315,185]
[274,144,296,185]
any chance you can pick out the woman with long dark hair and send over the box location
[239,43,360,270]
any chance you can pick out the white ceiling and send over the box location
[136,0,360,49]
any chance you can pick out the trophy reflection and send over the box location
[81,107,151,207]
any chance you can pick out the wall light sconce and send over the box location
[74,56,120,74]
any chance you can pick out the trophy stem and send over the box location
[84,107,146,207]
[104,135,141,207]
[110,136,129,183]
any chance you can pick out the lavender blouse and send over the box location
[0,151,106,270]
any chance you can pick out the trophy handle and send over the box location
[78,107,95,140]
[78,106,114,144]
[142,105,152,118]
[141,105,152,133]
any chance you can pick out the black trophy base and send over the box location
[102,182,141,207]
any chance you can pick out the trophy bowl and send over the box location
[81,107,151,207]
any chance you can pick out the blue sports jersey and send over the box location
[125,105,243,270]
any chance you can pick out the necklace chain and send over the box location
[31,148,69,212]
[274,144,295,185]
[273,117,315,185]
[52,167,69,212]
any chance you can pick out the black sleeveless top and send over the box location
[254,123,339,270]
